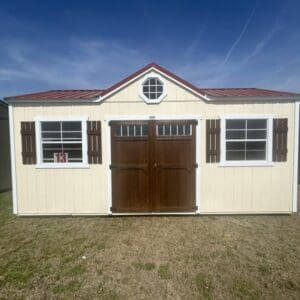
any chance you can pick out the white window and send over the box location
[115,124,148,137]
[139,72,167,104]
[36,118,88,168]
[220,116,273,166]
[156,123,192,137]
[142,77,163,100]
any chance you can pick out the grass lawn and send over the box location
[0,192,299,299]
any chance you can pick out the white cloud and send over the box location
[218,7,256,71]
[0,37,149,96]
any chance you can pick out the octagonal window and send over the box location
[142,77,164,100]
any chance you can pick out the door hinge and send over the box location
[194,163,198,168]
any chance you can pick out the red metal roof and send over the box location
[5,63,300,101]
[200,88,299,98]
[6,89,104,100]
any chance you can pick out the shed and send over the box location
[0,100,11,192]
[4,63,300,215]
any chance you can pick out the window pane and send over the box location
[226,141,245,151]
[246,150,266,160]
[150,86,155,92]
[41,122,60,131]
[149,78,156,85]
[62,143,83,161]
[165,124,170,135]
[171,125,177,135]
[247,119,267,129]
[144,92,150,99]
[62,121,81,131]
[129,125,135,136]
[226,130,245,139]
[226,151,245,160]
[157,125,163,136]
[122,125,128,136]
[42,132,61,141]
[185,125,191,135]
[157,86,163,93]
[142,125,148,136]
[178,125,184,135]
[150,93,156,99]
[143,86,149,93]
[62,131,82,140]
[226,119,246,130]
[115,125,121,136]
[247,130,267,139]
[42,144,63,162]
[135,125,141,136]
[246,141,266,151]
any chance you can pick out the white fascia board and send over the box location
[292,102,300,212]
[6,98,99,105]
[207,96,300,102]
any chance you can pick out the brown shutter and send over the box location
[273,118,288,162]
[87,121,102,164]
[21,121,36,164]
[206,119,220,163]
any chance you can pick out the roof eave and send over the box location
[5,97,100,104]
[206,95,300,102]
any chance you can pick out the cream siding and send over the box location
[11,74,296,214]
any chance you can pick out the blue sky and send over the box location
[1,0,300,97]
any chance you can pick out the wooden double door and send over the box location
[110,120,197,213]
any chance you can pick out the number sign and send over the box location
[54,152,68,163]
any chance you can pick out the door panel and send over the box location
[110,121,150,212]
[153,121,196,212]
[110,120,197,213]
[155,168,195,212]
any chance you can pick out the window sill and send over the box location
[35,164,90,169]
[219,161,274,167]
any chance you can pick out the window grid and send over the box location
[115,124,148,137]
[142,77,163,100]
[41,121,83,163]
[156,124,192,137]
[225,119,267,161]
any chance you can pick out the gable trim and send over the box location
[97,64,209,102]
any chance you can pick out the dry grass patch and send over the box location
[0,191,299,299]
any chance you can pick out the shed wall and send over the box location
[11,76,296,214]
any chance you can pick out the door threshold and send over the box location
[110,212,198,216]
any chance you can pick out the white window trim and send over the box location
[34,116,89,169]
[219,114,274,167]
[138,71,167,104]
